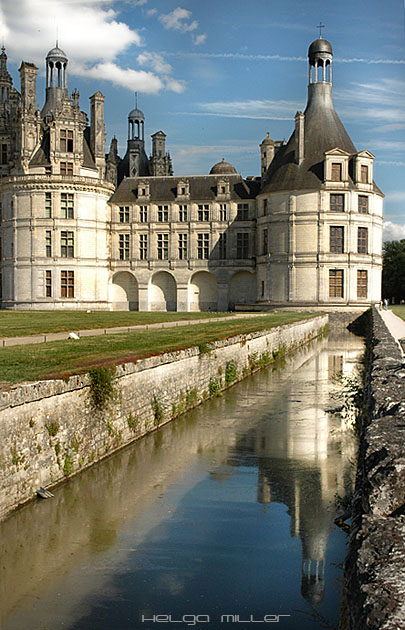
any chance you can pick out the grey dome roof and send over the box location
[308,38,333,57]
[209,158,237,175]
[46,45,68,61]
[129,107,145,120]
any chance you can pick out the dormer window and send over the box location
[216,178,230,197]
[177,180,189,198]
[361,165,368,184]
[137,182,150,199]
[60,129,73,153]
[331,163,342,181]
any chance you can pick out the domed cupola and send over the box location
[308,36,333,84]
[121,98,150,178]
[41,42,69,117]
[128,106,145,144]
[209,158,237,175]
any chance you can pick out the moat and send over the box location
[0,331,364,630]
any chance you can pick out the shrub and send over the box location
[152,395,164,425]
[209,377,221,396]
[225,360,237,385]
[88,366,116,409]
[45,421,59,436]
[63,453,74,476]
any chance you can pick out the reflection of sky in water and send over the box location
[0,332,363,630]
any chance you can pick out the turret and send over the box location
[41,43,68,117]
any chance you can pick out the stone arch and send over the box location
[189,271,218,312]
[228,271,256,309]
[150,271,177,311]
[111,272,138,311]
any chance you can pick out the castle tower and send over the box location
[119,104,150,179]
[256,35,383,307]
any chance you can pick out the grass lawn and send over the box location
[0,312,318,385]
[0,310,235,338]
[391,305,405,321]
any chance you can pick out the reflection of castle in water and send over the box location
[220,339,360,604]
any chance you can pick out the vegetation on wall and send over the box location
[88,366,116,409]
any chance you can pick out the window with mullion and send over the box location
[158,205,169,222]
[330,194,344,212]
[330,226,344,253]
[60,231,74,258]
[357,227,368,254]
[178,233,188,259]
[329,269,343,298]
[119,233,130,260]
[197,233,209,259]
[157,233,169,259]
[198,204,209,221]
[61,193,74,219]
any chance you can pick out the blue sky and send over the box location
[1,0,404,239]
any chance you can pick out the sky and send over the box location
[1,0,404,240]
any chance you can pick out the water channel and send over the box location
[0,331,364,630]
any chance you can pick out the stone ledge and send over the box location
[345,307,405,630]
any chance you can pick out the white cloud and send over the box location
[159,7,198,33]
[137,51,172,75]
[383,221,405,242]
[147,8,157,16]
[196,98,301,120]
[72,61,164,93]
[136,51,186,92]
[384,191,405,203]
[0,0,186,94]
[192,33,207,46]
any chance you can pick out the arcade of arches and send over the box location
[110,270,256,312]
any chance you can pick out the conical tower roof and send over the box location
[261,37,356,193]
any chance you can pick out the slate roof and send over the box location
[261,83,358,194]
[109,174,260,204]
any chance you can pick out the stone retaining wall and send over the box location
[345,308,405,630]
[0,315,327,522]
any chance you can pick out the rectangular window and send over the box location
[262,229,268,255]
[357,270,368,298]
[261,280,265,297]
[330,194,344,212]
[61,231,74,258]
[60,129,73,153]
[158,205,169,222]
[331,162,342,181]
[61,193,74,219]
[329,269,344,298]
[45,192,52,218]
[119,206,130,223]
[61,270,74,298]
[237,232,249,258]
[157,233,169,260]
[358,196,368,213]
[119,233,130,260]
[198,204,209,221]
[45,230,52,257]
[330,226,344,253]
[140,206,148,223]
[139,234,148,260]
[357,227,368,254]
[178,233,188,260]
[237,203,249,221]
[45,270,52,297]
[197,233,209,259]
[263,199,268,216]
[218,233,227,259]
[60,162,73,176]
[361,165,368,184]
[219,204,227,221]
[179,204,188,222]
[1,143,8,165]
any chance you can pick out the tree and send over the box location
[382,239,405,303]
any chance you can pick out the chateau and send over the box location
[0,37,383,311]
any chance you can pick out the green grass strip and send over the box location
[0,310,235,338]
[0,313,318,385]
[391,305,405,322]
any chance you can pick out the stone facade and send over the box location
[0,315,327,521]
[0,37,383,311]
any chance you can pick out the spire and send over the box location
[0,45,13,104]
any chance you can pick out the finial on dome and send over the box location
[317,22,325,38]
